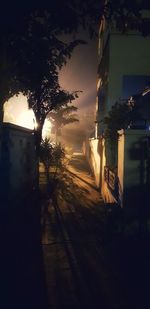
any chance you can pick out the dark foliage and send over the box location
[40,138,66,189]
[103,100,140,168]
[48,104,79,141]
[104,102,130,140]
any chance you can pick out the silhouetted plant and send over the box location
[40,138,54,184]
[40,138,66,195]
[52,143,66,179]
[0,5,84,149]
[103,100,139,168]
[48,104,79,143]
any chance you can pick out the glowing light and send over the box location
[17,110,36,129]
[3,93,37,129]
[42,119,52,139]
[3,93,52,136]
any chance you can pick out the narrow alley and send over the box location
[1,153,149,309]
[42,153,128,309]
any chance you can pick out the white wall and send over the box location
[88,138,101,187]
[85,137,117,204]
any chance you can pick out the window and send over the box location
[122,75,150,99]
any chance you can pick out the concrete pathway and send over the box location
[42,153,128,309]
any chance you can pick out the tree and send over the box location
[28,86,79,155]
[0,0,98,117]
[40,138,65,192]
[2,15,82,154]
[4,10,84,154]
[0,0,111,120]
[48,104,79,143]
[40,138,53,184]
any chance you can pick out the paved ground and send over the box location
[1,153,149,309]
[41,153,129,309]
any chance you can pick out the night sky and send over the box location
[59,32,98,147]
[59,31,98,113]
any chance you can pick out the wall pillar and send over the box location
[118,129,150,209]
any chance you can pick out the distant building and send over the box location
[96,8,150,137]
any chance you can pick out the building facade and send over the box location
[96,9,150,137]
[85,7,150,207]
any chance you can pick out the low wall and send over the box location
[118,129,150,209]
[85,129,150,208]
[84,137,118,204]
[0,123,37,206]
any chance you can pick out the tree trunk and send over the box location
[35,126,42,157]
[34,125,43,192]
[45,165,50,188]
[0,101,4,123]
[0,38,8,124]
[55,130,58,144]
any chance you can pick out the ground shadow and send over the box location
[40,153,150,309]
[69,155,92,174]
[0,195,48,309]
[51,171,150,308]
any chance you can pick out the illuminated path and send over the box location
[42,153,128,309]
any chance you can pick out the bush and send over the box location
[40,138,66,190]
[103,100,139,168]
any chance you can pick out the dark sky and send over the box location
[59,32,98,114]
[59,32,98,147]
